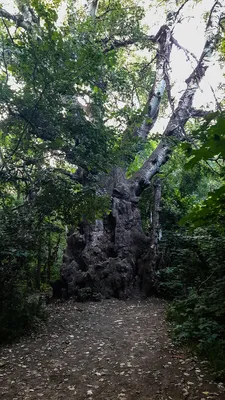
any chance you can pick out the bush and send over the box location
[0,261,47,343]
[158,230,225,378]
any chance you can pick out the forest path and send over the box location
[0,298,224,400]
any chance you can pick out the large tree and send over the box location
[0,0,224,300]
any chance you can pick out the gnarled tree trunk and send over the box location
[61,168,150,300]
[60,1,223,300]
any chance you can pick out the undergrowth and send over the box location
[158,230,225,379]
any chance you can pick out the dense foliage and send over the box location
[156,112,225,378]
[0,0,149,340]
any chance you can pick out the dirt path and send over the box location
[0,298,224,400]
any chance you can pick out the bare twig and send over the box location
[2,18,15,43]
[171,36,198,63]
[209,84,223,112]
[197,269,217,293]
[1,35,9,84]
[174,0,190,24]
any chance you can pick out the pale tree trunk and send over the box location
[131,1,223,195]
[141,178,161,296]
[61,1,224,300]
[87,0,99,17]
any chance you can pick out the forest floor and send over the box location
[0,298,224,400]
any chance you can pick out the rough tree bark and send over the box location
[60,1,224,300]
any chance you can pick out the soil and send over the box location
[0,298,224,400]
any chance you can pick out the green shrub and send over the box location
[159,231,225,378]
[0,262,47,343]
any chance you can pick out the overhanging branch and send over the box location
[190,108,215,118]
[103,38,140,53]
[102,33,158,54]
[0,8,32,31]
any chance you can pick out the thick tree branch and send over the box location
[134,21,176,140]
[131,1,223,196]
[103,4,202,141]
[190,108,215,118]
[103,38,139,53]
[0,8,32,31]
[102,33,158,54]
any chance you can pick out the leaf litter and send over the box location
[0,298,224,400]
